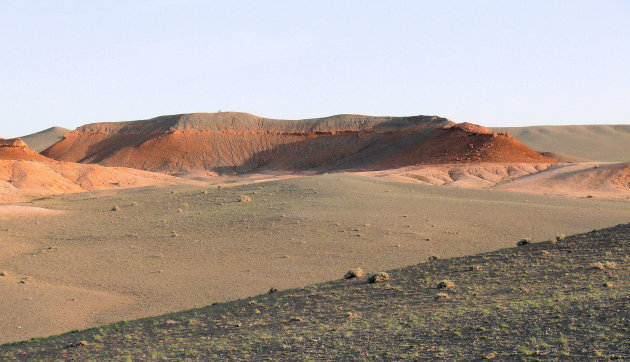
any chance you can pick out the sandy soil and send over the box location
[1,174,629,344]
[0,205,63,218]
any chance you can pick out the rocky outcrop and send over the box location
[42,112,555,173]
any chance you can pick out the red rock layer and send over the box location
[42,113,555,173]
[0,138,52,162]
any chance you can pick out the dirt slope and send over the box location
[0,160,198,203]
[0,174,629,345]
[0,137,196,202]
[43,113,554,173]
[494,161,630,199]
[20,126,72,153]
[492,124,630,162]
[2,222,628,359]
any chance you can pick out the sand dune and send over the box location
[20,126,72,153]
[492,124,630,162]
[43,112,553,173]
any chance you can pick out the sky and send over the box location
[1,1,629,138]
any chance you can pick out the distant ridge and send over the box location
[43,112,554,173]
[492,125,630,162]
[21,126,72,153]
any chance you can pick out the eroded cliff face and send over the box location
[42,112,555,173]
[0,138,52,161]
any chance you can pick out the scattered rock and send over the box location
[437,279,455,289]
[484,352,496,359]
[111,206,120,211]
[368,272,390,283]
[344,268,364,279]
[0,271,7,277]
[268,287,278,294]
[517,238,531,246]
[239,195,252,203]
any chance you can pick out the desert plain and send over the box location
[0,112,628,359]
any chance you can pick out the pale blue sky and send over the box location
[2,1,629,137]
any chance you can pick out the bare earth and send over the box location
[1,174,630,344]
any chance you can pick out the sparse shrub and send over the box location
[437,279,455,289]
[368,272,390,283]
[590,261,617,270]
[268,287,278,294]
[344,268,364,279]
[435,292,450,300]
[517,238,531,246]
[604,261,617,269]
